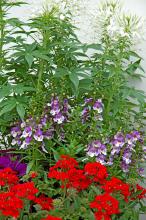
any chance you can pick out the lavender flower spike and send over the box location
[50,97,60,116]
[34,129,44,142]
[93,99,104,113]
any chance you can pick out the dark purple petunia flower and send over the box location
[0,154,26,176]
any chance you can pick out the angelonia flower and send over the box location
[81,98,104,123]
[87,130,144,173]
[87,140,107,165]
[11,97,70,151]
[120,131,141,173]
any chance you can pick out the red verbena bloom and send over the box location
[84,162,108,183]
[51,155,78,170]
[11,182,38,200]
[65,168,91,190]
[0,191,23,218]
[48,169,68,180]
[130,184,146,200]
[30,171,38,179]
[41,215,62,220]
[136,185,146,199]
[102,177,130,201]
[34,194,54,211]
[48,155,79,184]
[90,193,120,217]
[0,167,19,187]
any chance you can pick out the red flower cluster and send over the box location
[34,194,54,211]
[11,181,38,200]
[84,162,108,183]
[0,168,53,218]
[48,155,107,191]
[41,215,62,220]
[0,191,23,218]
[90,193,120,220]
[130,184,146,200]
[136,184,146,199]
[102,177,130,201]
[0,167,19,187]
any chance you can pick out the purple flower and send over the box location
[84,98,93,104]
[11,127,21,138]
[40,115,48,126]
[34,129,43,142]
[20,136,32,149]
[22,126,32,138]
[126,133,134,145]
[110,132,125,156]
[107,156,114,166]
[87,140,107,164]
[96,154,106,165]
[81,107,90,123]
[44,129,54,140]
[138,168,145,177]
[63,99,70,113]
[50,97,60,116]
[122,148,132,165]
[131,130,141,142]
[121,161,129,173]
[53,112,65,124]
[0,155,26,176]
[93,99,103,113]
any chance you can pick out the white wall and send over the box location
[10,0,146,91]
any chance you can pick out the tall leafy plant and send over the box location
[85,1,146,134]
[0,0,92,131]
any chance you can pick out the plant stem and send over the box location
[36,30,48,95]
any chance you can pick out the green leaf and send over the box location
[25,53,34,67]
[16,104,25,119]
[13,84,36,94]
[69,72,79,92]
[0,99,16,116]
[52,149,60,161]
[0,85,12,99]
[26,161,34,174]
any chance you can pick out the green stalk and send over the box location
[36,30,48,95]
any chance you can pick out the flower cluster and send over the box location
[86,140,107,164]
[90,193,120,220]
[101,177,130,201]
[0,191,23,218]
[0,168,19,187]
[0,167,55,219]
[0,157,146,220]
[48,155,91,190]
[11,97,70,150]
[87,130,144,173]
[48,156,146,220]
[48,155,108,190]
[81,98,104,123]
